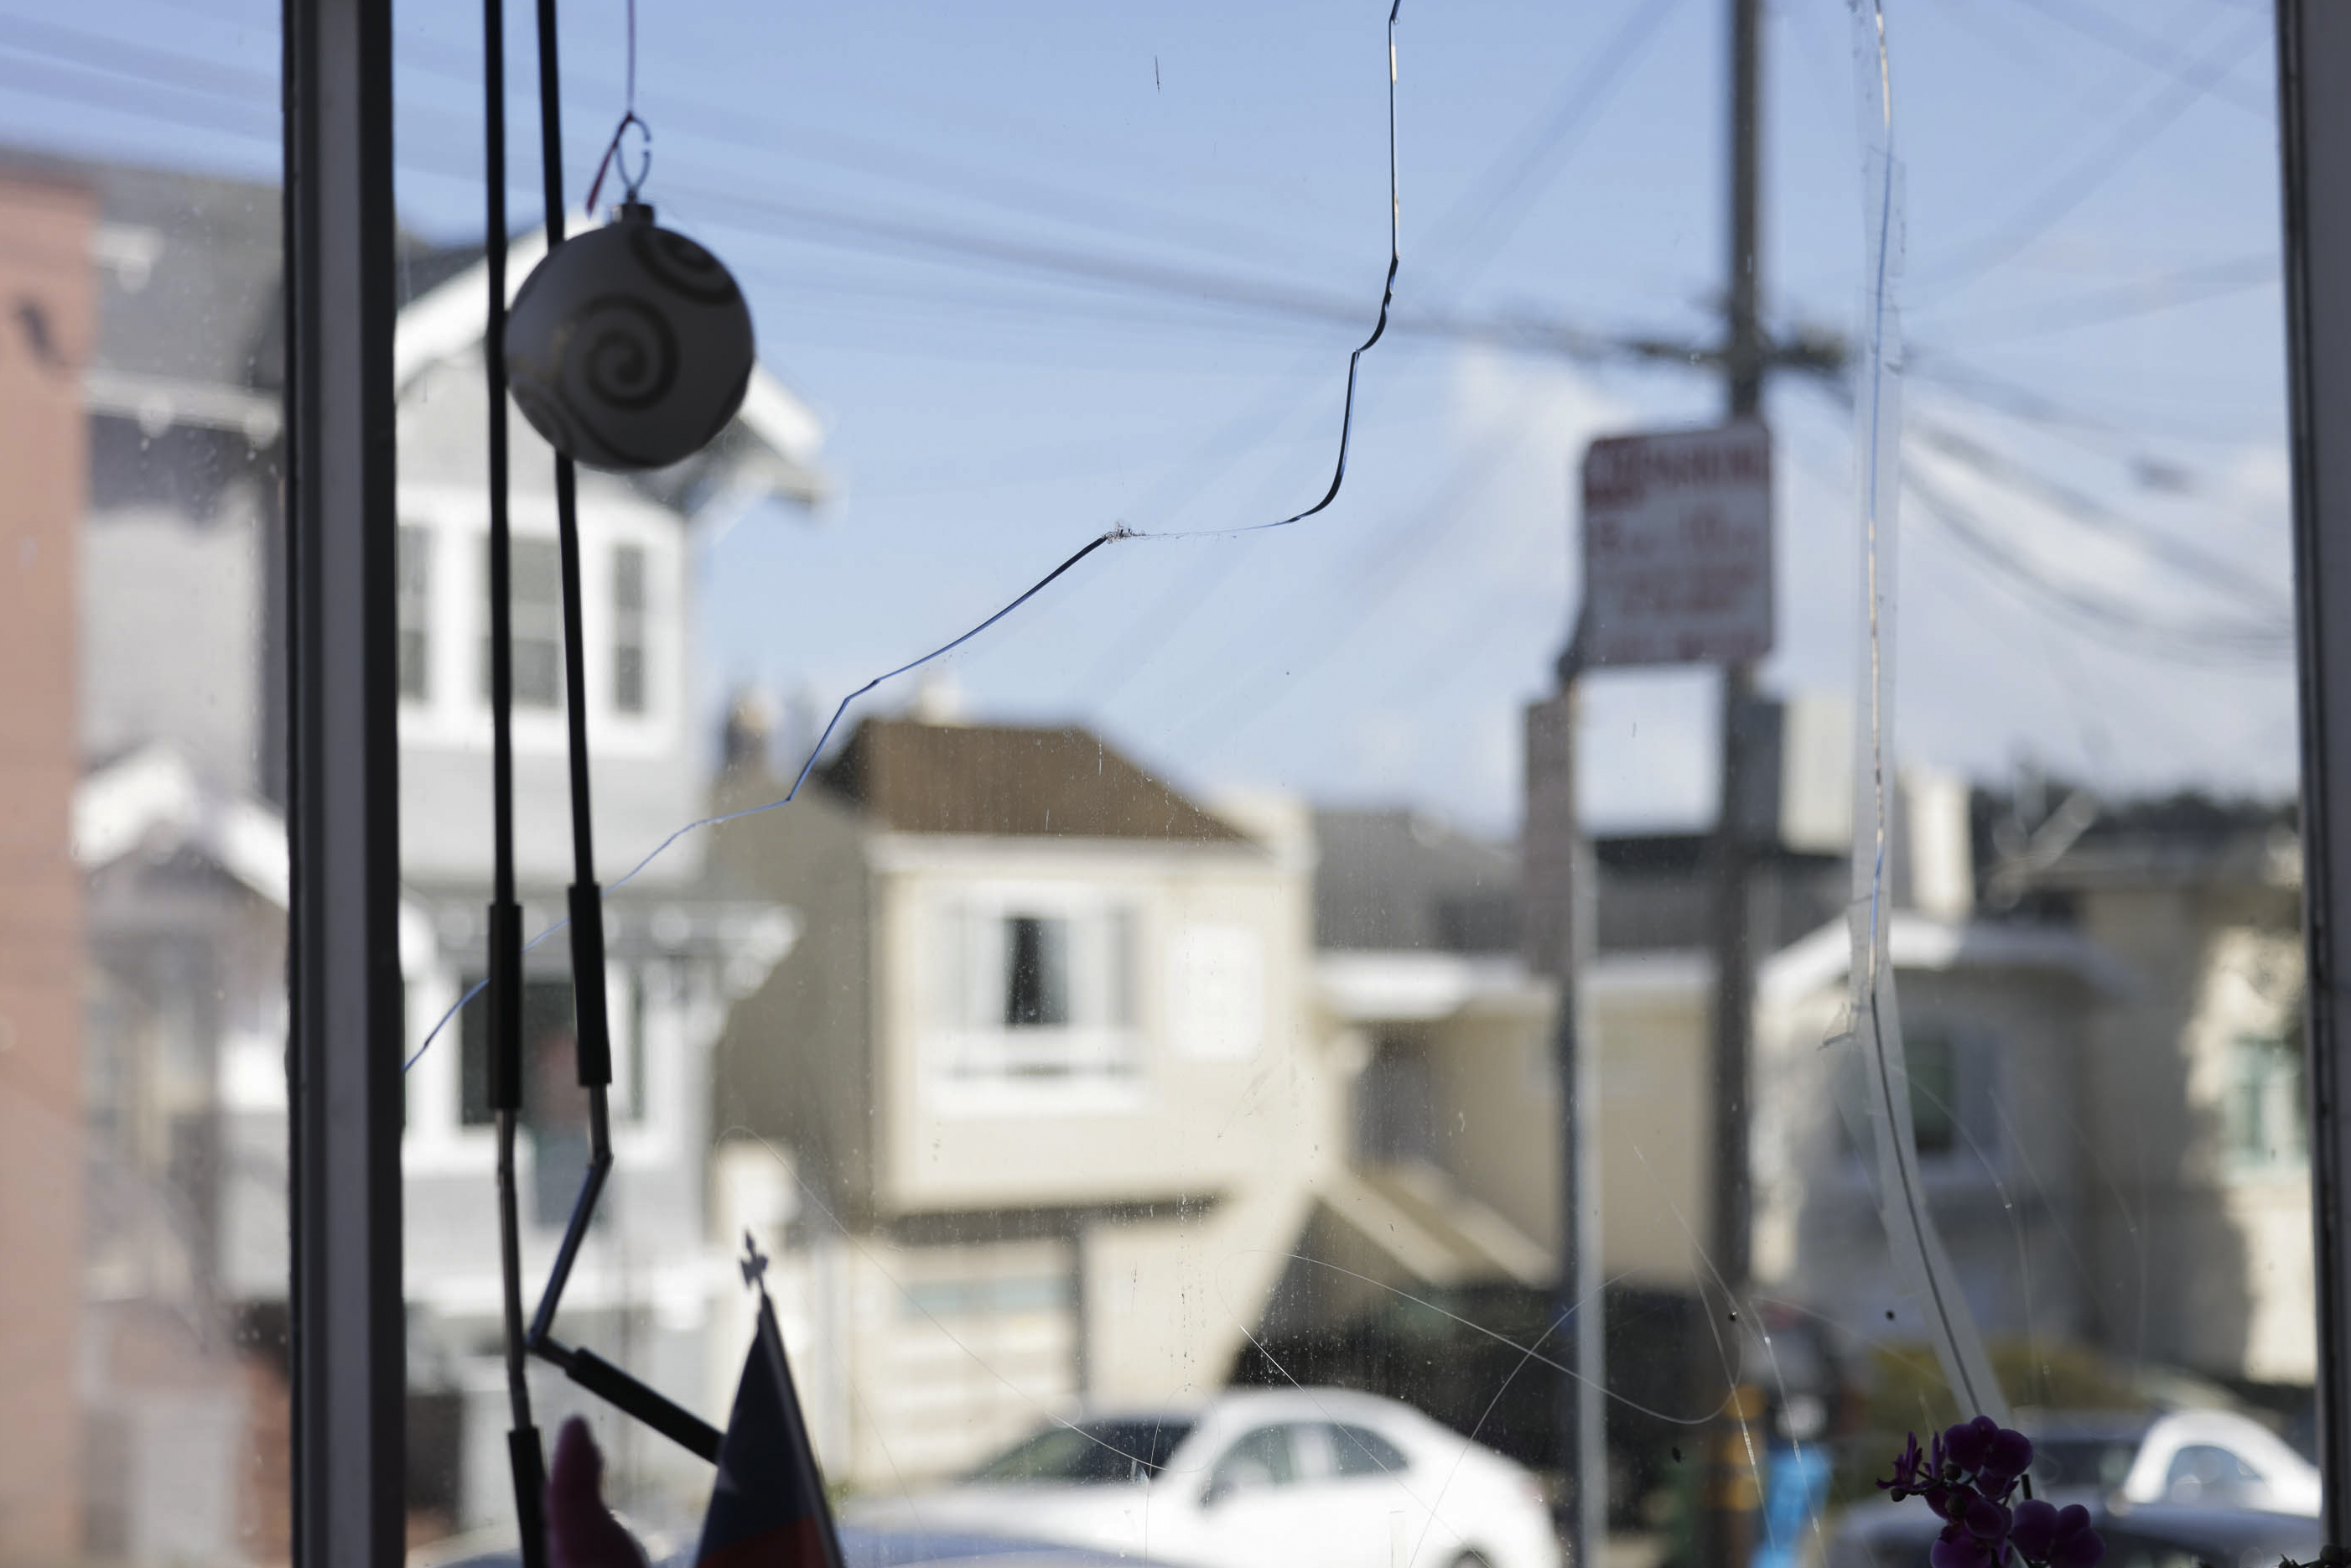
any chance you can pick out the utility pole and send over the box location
[1528,630,1603,1568]
[1701,0,1767,1565]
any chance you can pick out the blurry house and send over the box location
[708,711,1334,1488]
[1267,802,1846,1490]
[2001,795,2313,1394]
[387,231,815,1530]
[1751,908,2125,1348]
[1286,810,1555,1322]
[46,153,825,1555]
[1752,783,2317,1409]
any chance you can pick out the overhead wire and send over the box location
[1410,0,1684,290]
[1071,0,1682,714]
[1147,414,1542,755]
[20,5,2291,729]
[1984,0,2272,117]
[1914,8,2270,289]
[1907,416,2289,615]
[1903,466,2291,666]
[1910,252,2277,345]
[407,0,1413,1071]
[1786,370,2290,664]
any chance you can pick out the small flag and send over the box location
[694,1286,846,1568]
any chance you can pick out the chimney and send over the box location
[1899,766,1975,921]
[721,686,776,776]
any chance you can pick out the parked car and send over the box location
[409,1524,1154,1567]
[1829,1495,2322,1568]
[2021,1410,2320,1517]
[843,1387,1561,1568]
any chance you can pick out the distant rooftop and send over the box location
[1312,808,1519,955]
[817,717,1246,844]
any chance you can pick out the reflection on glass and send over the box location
[966,1419,1196,1485]
[0,3,2271,1565]
[0,153,292,1562]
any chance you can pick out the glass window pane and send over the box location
[397,522,433,702]
[613,542,646,716]
[2,133,290,1560]
[1330,1424,1409,1478]
[480,536,563,709]
[335,7,2322,1567]
[1210,1427,1298,1493]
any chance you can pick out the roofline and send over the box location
[1759,911,2136,1003]
[864,828,1272,870]
[391,215,828,509]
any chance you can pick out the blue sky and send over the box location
[8,0,2297,834]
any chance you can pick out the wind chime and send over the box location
[479,4,839,1564]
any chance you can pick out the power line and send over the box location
[1906,348,2271,445]
[1916,9,2269,288]
[1414,0,1684,292]
[1908,416,2289,615]
[1912,252,2277,345]
[1990,0,2271,117]
[1904,466,2291,666]
[1148,416,1540,753]
[1064,1,1690,713]
[14,5,2293,680]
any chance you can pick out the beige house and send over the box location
[2013,806,2313,1390]
[1751,913,2125,1346]
[709,714,1342,1487]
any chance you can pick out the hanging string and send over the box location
[406,3,1406,1072]
[584,0,648,213]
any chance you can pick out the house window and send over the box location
[613,543,647,715]
[1904,1028,1959,1158]
[1840,1022,1993,1171]
[480,535,563,709]
[396,522,432,701]
[932,898,1137,1088]
[2224,1032,2307,1170]
[458,974,591,1223]
[1005,915,1070,1027]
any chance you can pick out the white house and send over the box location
[63,154,830,1551]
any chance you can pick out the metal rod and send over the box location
[1531,630,1606,1568]
[283,0,404,1554]
[2274,0,2351,1541]
[526,1144,612,1347]
[482,0,546,1558]
[545,1337,725,1462]
[1704,0,1766,1562]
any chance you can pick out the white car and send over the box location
[2025,1407,2322,1516]
[846,1387,1562,1568]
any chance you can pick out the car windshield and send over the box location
[966,1419,1197,1485]
[2030,1436,2141,1493]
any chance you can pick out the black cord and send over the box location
[511,0,723,1472]
[483,0,546,1560]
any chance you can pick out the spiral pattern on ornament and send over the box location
[563,293,679,413]
[629,224,741,305]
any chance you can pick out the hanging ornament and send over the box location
[504,199,756,472]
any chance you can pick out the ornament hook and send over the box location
[585,111,653,217]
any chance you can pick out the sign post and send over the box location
[1533,419,1772,1568]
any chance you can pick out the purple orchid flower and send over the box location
[1932,1533,1996,1568]
[1882,1422,2102,1568]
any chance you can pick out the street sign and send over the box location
[1580,421,1772,667]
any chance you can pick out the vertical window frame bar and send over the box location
[2277,0,2351,1537]
[282,0,405,1560]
